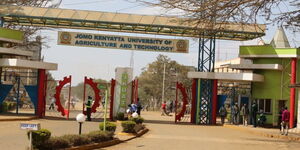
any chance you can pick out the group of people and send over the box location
[218,101,291,136]
[219,102,261,126]
[161,101,174,116]
[126,98,143,118]
[48,95,77,110]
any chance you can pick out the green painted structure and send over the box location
[240,45,300,126]
[0,27,24,44]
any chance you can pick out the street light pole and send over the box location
[162,63,166,102]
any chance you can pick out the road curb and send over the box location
[224,124,300,142]
[67,128,149,150]
[0,116,38,122]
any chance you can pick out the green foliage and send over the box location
[139,54,195,109]
[27,128,115,149]
[72,78,108,99]
[130,117,144,124]
[39,136,71,150]
[1,101,16,112]
[121,121,136,133]
[27,129,51,148]
[99,122,117,132]
[87,131,114,143]
[116,112,125,120]
[61,134,91,146]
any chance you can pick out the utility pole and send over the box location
[162,63,166,102]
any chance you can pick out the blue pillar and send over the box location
[196,36,216,125]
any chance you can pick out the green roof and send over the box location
[239,45,299,58]
[0,27,24,44]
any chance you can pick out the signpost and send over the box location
[103,89,108,131]
[58,31,189,53]
[20,122,41,150]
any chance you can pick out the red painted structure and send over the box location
[212,79,218,125]
[175,82,188,123]
[37,69,46,118]
[82,77,101,114]
[110,79,116,121]
[131,78,139,104]
[290,58,297,128]
[190,79,197,123]
[54,76,71,116]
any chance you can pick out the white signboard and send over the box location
[20,122,40,131]
[58,31,189,53]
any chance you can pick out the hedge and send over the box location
[121,121,136,133]
[99,122,117,132]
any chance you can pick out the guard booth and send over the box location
[0,28,57,116]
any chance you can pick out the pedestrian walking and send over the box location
[48,95,56,110]
[219,105,227,125]
[86,96,93,121]
[251,101,258,127]
[281,107,290,136]
[241,104,249,126]
[279,107,284,131]
[169,100,174,113]
[233,103,239,125]
[161,101,169,116]
[136,98,142,116]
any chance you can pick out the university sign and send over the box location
[58,31,189,53]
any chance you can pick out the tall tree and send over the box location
[138,0,300,30]
[0,0,62,45]
[139,55,195,110]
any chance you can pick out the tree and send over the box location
[72,79,108,101]
[0,0,62,45]
[138,55,195,110]
[138,0,300,30]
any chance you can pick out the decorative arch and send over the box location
[175,82,188,122]
[54,76,71,116]
[83,77,101,114]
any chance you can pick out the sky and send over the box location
[41,0,300,85]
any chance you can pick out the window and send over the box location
[255,99,272,113]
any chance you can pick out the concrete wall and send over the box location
[252,58,300,126]
[113,67,133,117]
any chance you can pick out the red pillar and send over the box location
[290,58,297,128]
[135,79,139,103]
[110,79,116,121]
[212,79,218,125]
[191,79,197,124]
[37,69,46,118]
[175,82,178,123]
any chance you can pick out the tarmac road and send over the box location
[102,111,300,150]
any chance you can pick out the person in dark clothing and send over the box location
[86,96,93,121]
[251,101,258,127]
[169,101,174,113]
[136,98,142,116]
[279,107,284,131]
[219,105,227,125]
[232,103,240,125]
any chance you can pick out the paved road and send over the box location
[103,111,300,150]
[1,111,300,150]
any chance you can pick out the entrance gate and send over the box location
[0,5,266,124]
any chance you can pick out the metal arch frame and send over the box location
[0,5,266,41]
[196,36,216,125]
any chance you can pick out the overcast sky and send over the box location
[41,0,300,85]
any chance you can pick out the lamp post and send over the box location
[76,113,86,135]
[162,63,166,102]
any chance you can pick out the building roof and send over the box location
[0,47,33,56]
[0,58,57,70]
[270,27,291,48]
[187,72,264,82]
